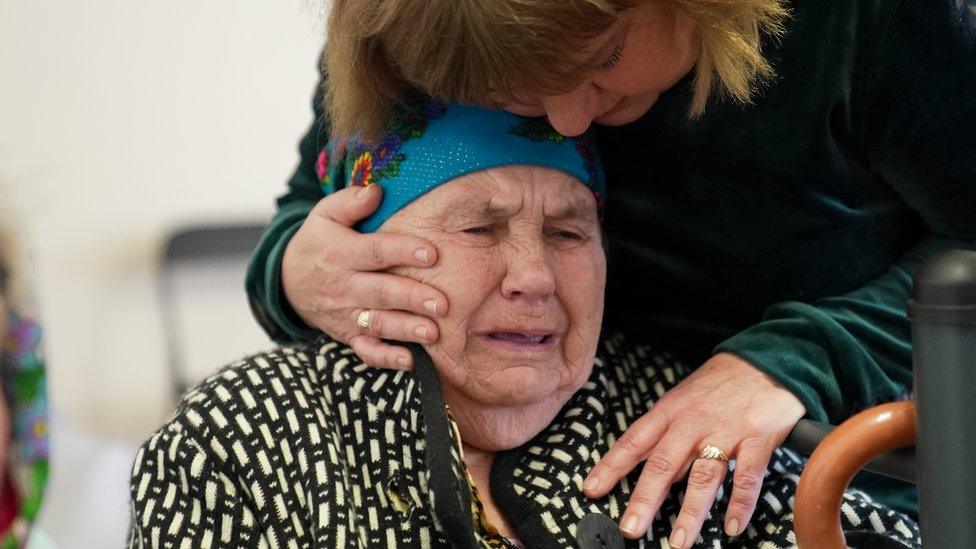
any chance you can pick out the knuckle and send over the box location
[324,247,345,268]
[734,470,764,493]
[370,282,390,309]
[348,337,370,359]
[628,491,656,508]
[367,238,385,268]
[729,489,756,511]
[325,278,348,306]
[654,393,676,413]
[644,454,675,477]
[367,311,385,335]
[741,416,767,435]
[362,349,385,368]
[687,465,718,487]
[678,505,705,523]
[616,432,645,455]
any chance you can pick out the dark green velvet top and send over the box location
[247,0,976,517]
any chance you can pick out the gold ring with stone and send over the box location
[356,309,371,334]
[698,445,729,462]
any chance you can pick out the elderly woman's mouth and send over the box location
[477,330,559,352]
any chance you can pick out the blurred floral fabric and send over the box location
[0,312,48,548]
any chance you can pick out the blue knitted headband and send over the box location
[315,101,606,233]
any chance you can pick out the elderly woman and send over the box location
[247,0,976,544]
[132,104,918,548]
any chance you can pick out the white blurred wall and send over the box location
[1,0,324,436]
[0,1,325,544]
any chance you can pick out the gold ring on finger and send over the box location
[698,445,729,462]
[356,309,371,335]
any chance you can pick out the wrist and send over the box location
[713,352,807,420]
[266,221,319,342]
[280,245,319,331]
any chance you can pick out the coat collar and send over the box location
[313,334,690,548]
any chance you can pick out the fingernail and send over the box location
[423,299,439,315]
[396,356,410,369]
[669,527,685,548]
[357,184,373,198]
[414,325,428,341]
[726,518,740,537]
[583,471,603,490]
[414,248,430,264]
[620,514,639,536]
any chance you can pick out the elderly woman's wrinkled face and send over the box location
[381,166,605,411]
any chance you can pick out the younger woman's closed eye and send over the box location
[597,44,623,72]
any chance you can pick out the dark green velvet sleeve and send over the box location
[245,62,328,343]
[715,1,976,424]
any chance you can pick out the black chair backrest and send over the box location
[157,223,267,400]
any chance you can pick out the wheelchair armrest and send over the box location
[785,418,916,484]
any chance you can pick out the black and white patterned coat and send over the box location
[128,335,919,548]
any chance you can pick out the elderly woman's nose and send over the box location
[542,84,599,137]
[500,253,557,301]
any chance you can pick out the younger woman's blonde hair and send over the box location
[325,0,787,141]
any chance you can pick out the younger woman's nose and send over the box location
[542,84,600,137]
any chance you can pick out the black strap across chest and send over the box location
[408,343,479,549]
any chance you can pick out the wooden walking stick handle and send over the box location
[794,401,916,549]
